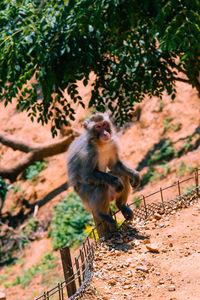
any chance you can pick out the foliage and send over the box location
[24,160,47,182]
[110,201,117,214]
[22,217,38,235]
[177,161,195,176]
[141,167,156,185]
[132,197,141,208]
[162,118,182,135]
[10,183,23,194]
[148,139,175,165]
[0,1,200,135]
[4,253,58,288]
[141,163,173,186]
[158,101,165,112]
[0,176,8,212]
[50,192,93,250]
[177,134,196,157]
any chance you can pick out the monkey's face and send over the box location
[94,121,111,143]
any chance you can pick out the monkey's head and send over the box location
[83,113,113,144]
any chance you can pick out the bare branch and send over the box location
[0,131,36,152]
[0,130,80,182]
[174,77,190,83]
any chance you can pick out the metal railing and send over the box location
[35,168,199,300]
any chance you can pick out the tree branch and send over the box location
[174,77,190,83]
[0,130,80,182]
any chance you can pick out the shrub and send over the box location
[50,193,93,250]
[24,160,47,182]
[148,139,175,165]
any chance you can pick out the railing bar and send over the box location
[80,249,86,281]
[195,168,199,198]
[61,282,64,300]
[75,257,82,287]
[177,180,181,196]
[92,228,97,244]
[58,283,61,300]
[82,242,88,262]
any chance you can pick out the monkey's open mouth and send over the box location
[101,132,110,142]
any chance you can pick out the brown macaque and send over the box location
[66,112,140,232]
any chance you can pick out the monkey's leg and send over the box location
[115,176,134,220]
[90,185,117,238]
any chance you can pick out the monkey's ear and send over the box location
[83,120,88,129]
[103,112,110,121]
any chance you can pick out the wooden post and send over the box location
[160,187,165,211]
[177,181,181,196]
[0,293,6,300]
[195,169,199,199]
[80,249,86,280]
[143,196,148,218]
[60,246,76,297]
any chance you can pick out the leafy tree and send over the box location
[0,0,200,136]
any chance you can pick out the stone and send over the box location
[158,223,165,228]
[136,265,149,273]
[143,239,150,244]
[124,285,132,289]
[146,244,160,253]
[154,213,162,220]
[168,285,176,291]
[134,240,141,246]
[108,279,116,286]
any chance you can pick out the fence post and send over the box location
[160,187,165,211]
[58,283,62,300]
[80,248,86,280]
[0,293,6,300]
[177,181,181,197]
[143,196,148,218]
[60,246,77,298]
[195,168,199,199]
[75,257,82,288]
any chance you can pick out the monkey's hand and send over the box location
[129,172,140,189]
[111,177,124,192]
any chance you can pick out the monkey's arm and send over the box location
[84,169,124,192]
[110,160,140,188]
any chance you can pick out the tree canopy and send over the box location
[0,0,200,135]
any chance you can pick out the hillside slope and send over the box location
[0,80,199,299]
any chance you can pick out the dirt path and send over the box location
[87,202,200,300]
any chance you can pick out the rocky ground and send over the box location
[86,196,200,300]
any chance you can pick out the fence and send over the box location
[35,168,200,300]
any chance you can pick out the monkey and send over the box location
[66,112,140,232]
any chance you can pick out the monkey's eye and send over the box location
[102,121,108,128]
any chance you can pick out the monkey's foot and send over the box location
[108,221,118,232]
[120,205,134,220]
